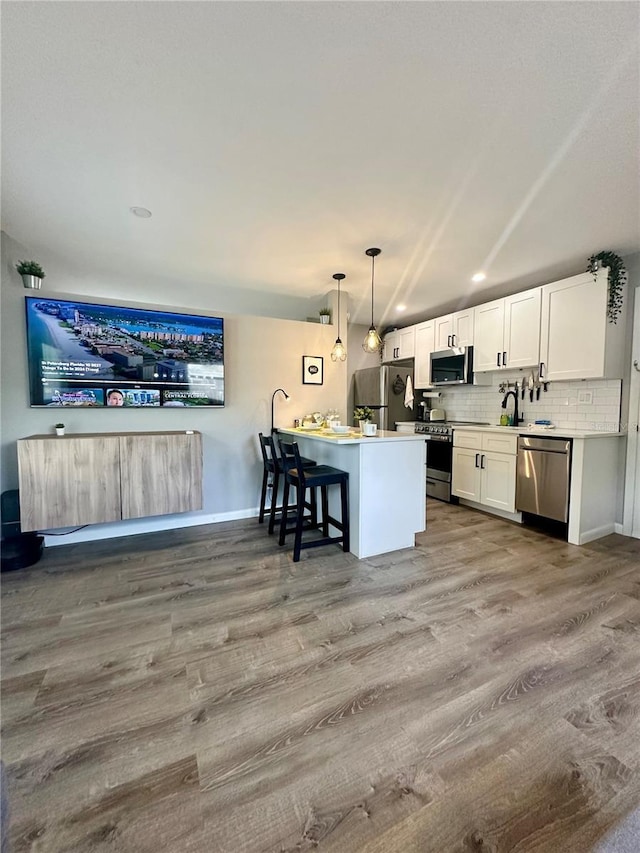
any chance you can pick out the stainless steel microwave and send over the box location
[430,346,474,385]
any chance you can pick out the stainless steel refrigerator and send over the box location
[353,363,416,430]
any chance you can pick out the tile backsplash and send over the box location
[428,371,622,431]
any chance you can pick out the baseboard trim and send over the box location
[458,499,523,523]
[577,523,617,545]
[43,507,259,547]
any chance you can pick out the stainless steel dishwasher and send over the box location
[516,436,572,522]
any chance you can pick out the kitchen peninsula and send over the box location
[278,428,426,559]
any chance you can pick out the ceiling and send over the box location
[2,2,639,327]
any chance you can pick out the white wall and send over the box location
[622,252,640,534]
[1,230,349,543]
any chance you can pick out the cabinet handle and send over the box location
[497,352,501,367]
[503,351,507,366]
[475,453,480,468]
[539,361,545,378]
[452,334,456,346]
[480,454,486,469]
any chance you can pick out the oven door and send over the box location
[426,435,452,483]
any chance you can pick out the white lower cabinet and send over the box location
[451,447,482,502]
[452,430,517,513]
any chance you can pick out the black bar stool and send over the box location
[257,433,317,534]
[278,440,350,562]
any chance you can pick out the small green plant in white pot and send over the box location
[55,423,65,436]
[16,260,46,290]
[319,307,331,324]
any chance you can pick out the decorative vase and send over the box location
[22,274,43,290]
[320,314,330,324]
[359,420,369,432]
[55,427,65,436]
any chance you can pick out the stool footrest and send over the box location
[297,535,345,551]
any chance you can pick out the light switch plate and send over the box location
[578,391,593,404]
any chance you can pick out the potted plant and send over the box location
[587,251,627,324]
[55,423,65,436]
[16,260,46,290]
[354,406,373,430]
[319,307,331,324]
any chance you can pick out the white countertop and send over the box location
[278,427,426,445]
[452,424,625,439]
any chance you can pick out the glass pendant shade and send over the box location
[330,272,347,362]
[363,325,382,353]
[331,337,346,362]
[362,247,382,353]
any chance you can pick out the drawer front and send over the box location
[482,433,518,455]
[453,430,483,450]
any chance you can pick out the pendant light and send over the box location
[330,273,347,362]
[362,247,382,353]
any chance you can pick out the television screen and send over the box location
[25,297,224,408]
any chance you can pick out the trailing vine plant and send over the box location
[587,250,627,324]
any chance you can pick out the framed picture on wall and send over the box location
[302,355,323,385]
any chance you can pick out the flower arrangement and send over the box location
[354,406,373,423]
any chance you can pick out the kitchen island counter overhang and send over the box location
[278,429,426,559]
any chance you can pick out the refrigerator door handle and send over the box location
[380,364,390,405]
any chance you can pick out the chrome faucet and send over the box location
[501,390,522,426]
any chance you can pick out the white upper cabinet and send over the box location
[414,320,435,387]
[505,289,542,369]
[433,309,474,350]
[539,269,625,381]
[381,331,397,363]
[398,326,415,359]
[473,299,504,371]
[382,326,415,362]
[473,288,541,372]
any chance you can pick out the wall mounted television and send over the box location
[25,297,224,408]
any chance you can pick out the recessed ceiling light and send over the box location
[396,304,406,312]
[472,272,486,283]
[130,206,152,218]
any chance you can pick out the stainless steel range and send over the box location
[415,421,490,502]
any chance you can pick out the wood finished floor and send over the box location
[1,501,639,852]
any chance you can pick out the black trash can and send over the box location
[1,489,43,572]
